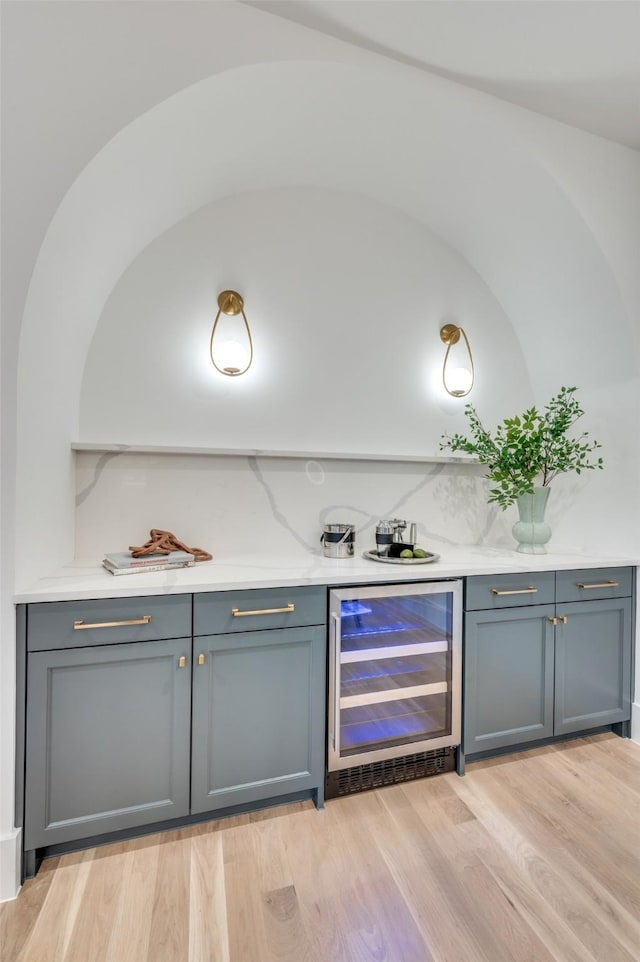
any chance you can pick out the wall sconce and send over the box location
[439,324,474,397]
[210,290,253,376]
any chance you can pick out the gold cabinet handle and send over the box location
[178,655,186,668]
[576,581,619,589]
[231,604,295,617]
[548,616,558,625]
[74,615,152,630]
[490,587,538,596]
[559,615,568,624]
[198,653,205,666]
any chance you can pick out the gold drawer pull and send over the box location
[231,604,295,617]
[198,653,205,666]
[178,655,186,668]
[490,587,538,596]
[74,615,152,630]
[576,581,619,589]
[548,616,558,625]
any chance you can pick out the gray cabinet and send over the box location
[464,604,555,754]
[23,595,192,854]
[24,637,191,849]
[192,586,326,811]
[22,586,326,869]
[191,626,326,813]
[554,598,632,735]
[463,567,633,760]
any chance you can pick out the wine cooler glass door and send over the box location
[328,581,462,771]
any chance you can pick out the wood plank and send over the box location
[146,831,190,962]
[260,804,352,962]
[104,836,160,962]
[3,736,640,962]
[384,778,557,962]
[62,842,130,962]
[14,850,95,962]
[461,752,640,960]
[322,791,435,962]
[188,829,229,962]
[221,824,260,959]
[569,734,640,795]
[449,775,605,962]
[0,857,59,962]
[373,781,508,962]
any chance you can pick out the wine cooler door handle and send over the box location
[331,613,341,757]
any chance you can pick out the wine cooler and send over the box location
[326,581,462,797]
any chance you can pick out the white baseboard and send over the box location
[0,828,21,902]
[631,701,640,744]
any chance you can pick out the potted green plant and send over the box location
[439,386,603,553]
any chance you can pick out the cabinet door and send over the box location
[25,639,191,849]
[191,626,325,814]
[464,605,555,755]
[554,598,632,735]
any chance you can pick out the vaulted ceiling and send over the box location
[247,0,640,150]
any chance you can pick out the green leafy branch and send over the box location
[440,386,603,510]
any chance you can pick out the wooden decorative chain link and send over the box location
[129,528,212,562]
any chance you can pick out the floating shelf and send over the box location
[71,442,479,466]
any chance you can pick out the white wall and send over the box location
[3,1,640,899]
[79,187,530,454]
[74,184,616,563]
[17,54,640,589]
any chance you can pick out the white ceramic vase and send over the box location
[512,487,551,554]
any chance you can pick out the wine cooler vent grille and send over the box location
[326,747,455,798]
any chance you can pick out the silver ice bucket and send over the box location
[321,523,355,558]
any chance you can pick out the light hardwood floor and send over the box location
[2,732,640,962]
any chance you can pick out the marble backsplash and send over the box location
[75,451,516,563]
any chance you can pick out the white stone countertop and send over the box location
[15,543,639,603]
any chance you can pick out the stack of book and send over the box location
[103,550,196,576]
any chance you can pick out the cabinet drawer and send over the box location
[555,567,633,603]
[465,571,555,611]
[194,585,326,635]
[27,595,192,651]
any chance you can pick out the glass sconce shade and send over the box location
[215,339,249,374]
[210,290,253,376]
[440,324,474,397]
[446,366,473,396]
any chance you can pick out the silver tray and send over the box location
[362,550,440,565]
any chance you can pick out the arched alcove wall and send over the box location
[79,186,532,453]
[17,57,639,588]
